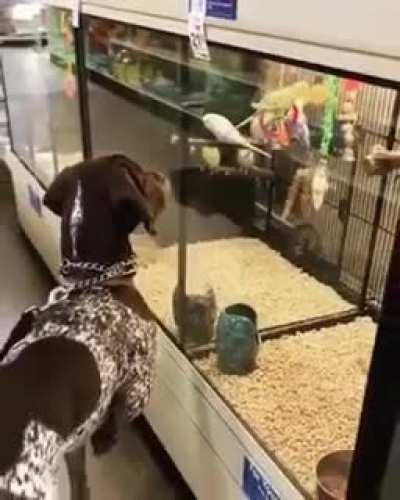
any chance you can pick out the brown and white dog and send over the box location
[0,155,169,500]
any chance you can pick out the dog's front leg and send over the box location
[90,395,118,456]
[65,447,90,500]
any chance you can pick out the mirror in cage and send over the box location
[311,158,329,211]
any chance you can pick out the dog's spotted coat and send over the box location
[0,287,157,499]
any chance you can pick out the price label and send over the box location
[243,458,281,500]
[207,0,237,20]
[188,0,210,61]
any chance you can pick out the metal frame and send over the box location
[348,219,400,499]
[74,14,92,160]
[0,55,13,152]
[361,92,400,308]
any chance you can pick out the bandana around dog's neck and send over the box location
[59,254,137,291]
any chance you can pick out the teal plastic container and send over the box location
[216,304,259,375]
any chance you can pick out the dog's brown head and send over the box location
[43,155,169,265]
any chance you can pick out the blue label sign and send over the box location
[207,0,237,20]
[28,185,42,217]
[243,458,281,500]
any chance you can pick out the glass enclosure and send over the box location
[3,8,398,496]
[3,5,82,187]
[82,17,400,497]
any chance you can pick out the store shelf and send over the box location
[49,50,76,71]
[0,31,47,45]
[109,37,259,87]
[87,64,204,120]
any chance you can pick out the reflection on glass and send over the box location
[2,1,44,37]
[86,68,180,335]
[4,6,82,187]
[84,16,397,497]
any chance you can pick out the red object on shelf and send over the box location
[343,79,363,92]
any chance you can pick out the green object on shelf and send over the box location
[90,54,110,72]
[320,75,339,157]
[111,62,126,82]
[125,64,140,84]
[141,63,156,84]
[216,304,259,375]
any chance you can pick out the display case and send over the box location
[5,1,400,499]
[82,14,400,498]
[3,5,82,187]
[2,4,83,272]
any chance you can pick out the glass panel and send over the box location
[3,5,82,187]
[83,15,397,497]
[46,7,83,171]
[189,57,393,498]
[85,20,182,336]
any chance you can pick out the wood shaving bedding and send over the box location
[134,236,352,332]
[195,317,376,496]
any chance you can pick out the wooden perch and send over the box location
[201,164,274,179]
[364,146,400,176]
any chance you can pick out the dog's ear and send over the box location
[111,164,156,235]
[43,166,76,217]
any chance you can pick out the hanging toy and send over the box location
[285,100,310,149]
[249,101,310,150]
[281,158,329,221]
[343,79,363,94]
[202,114,271,159]
[311,158,329,211]
[341,121,356,162]
[282,77,336,221]
[337,83,360,162]
[320,76,339,157]
[250,112,288,148]
[281,167,313,221]
[307,76,339,210]
[245,80,328,146]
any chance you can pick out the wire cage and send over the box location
[256,74,400,313]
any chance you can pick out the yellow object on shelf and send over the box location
[253,81,329,113]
